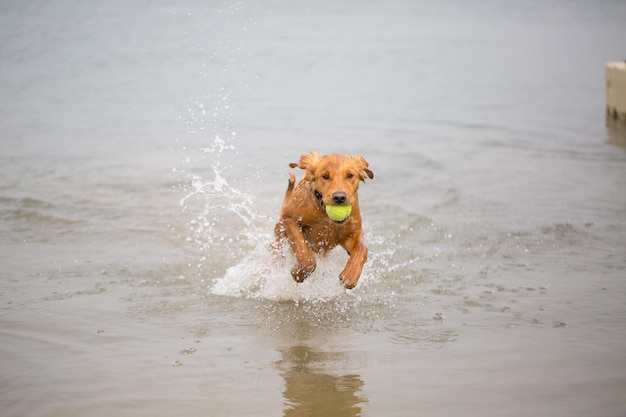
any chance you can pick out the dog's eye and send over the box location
[346,173,354,179]
[321,174,330,180]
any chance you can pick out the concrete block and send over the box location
[606,61,626,121]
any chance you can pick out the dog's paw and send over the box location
[291,263,316,283]
[339,268,360,289]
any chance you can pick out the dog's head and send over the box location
[290,152,373,209]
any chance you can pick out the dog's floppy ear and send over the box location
[289,152,322,181]
[352,155,374,182]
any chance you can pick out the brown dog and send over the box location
[274,152,374,289]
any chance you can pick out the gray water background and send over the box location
[1,1,626,416]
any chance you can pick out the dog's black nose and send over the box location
[332,192,347,205]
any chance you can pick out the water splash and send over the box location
[175,143,398,301]
[174,111,375,300]
[171,6,259,275]
[179,139,257,242]
[211,241,350,302]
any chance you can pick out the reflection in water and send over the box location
[606,115,626,148]
[276,345,366,417]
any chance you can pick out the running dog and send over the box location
[274,152,373,289]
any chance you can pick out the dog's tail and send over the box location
[285,172,296,196]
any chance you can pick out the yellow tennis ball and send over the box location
[325,205,352,222]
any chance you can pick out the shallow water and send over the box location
[2,1,626,416]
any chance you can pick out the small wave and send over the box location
[0,196,86,234]
[3,208,81,227]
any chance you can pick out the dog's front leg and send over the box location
[339,231,368,289]
[280,218,317,282]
